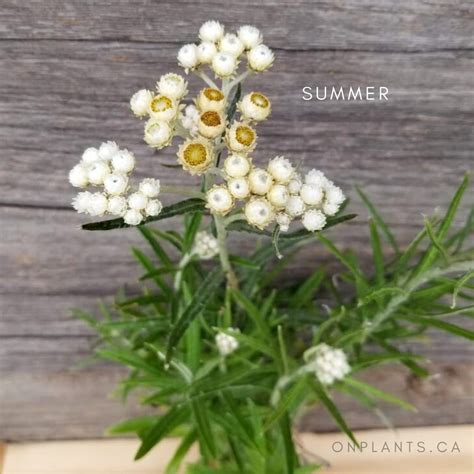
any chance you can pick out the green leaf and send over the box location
[369,219,385,285]
[291,269,324,308]
[184,212,203,252]
[96,348,162,376]
[138,226,173,266]
[424,217,449,263]
[229,255,260,270]
[400,314,474,341]
[165,429,198,474]
[83,198,206,231]
[310,379,358,446]
[227,82,242,122]
[191,399,217,459]
[356,186,399,255]
[279,413,298,473]
[135,405,190,460]
[166,267,223,362]
[107,415,157,436]
[451,271,474,308]
[358,287,406,306]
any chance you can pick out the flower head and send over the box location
[267,156,294,184]
[111,150,135,174]
[300,183,324,206]
[216,330,239,356]
[238,25,262,49]
[88,192,109,216]
[276,212,292,232]
[145,199,163,217]
[285,195,306,217]
[88,161,110,185]
[206,185,234,215]
[239,92,271,122]
[212,52,237,78]
[197,88,226,112]
[144,119,173,149]
[123,208,143,226]
[226,122,257,153]
[192,231,219,260]
[98,141,119,161]
[227,177,250,200]
[177,138,215,175]
[306,343,350,385]
[219,33,244,57]
[197,42,218,64]
[107,195,128,216]
[198,110,225,139]
[130,89,153,117]
[177,43,199,71]
[223,154,251,178]
[199,20,225,43]
[81,147,101,164]
[139,178,161,198]
[267,184,290,209]
[104,173,129,196]
[247,44,274,72]
[128,192,148,211]
[148,94,178,122]
[244,197,274,229]
[302,209,326,232]
[72,191,93,214]
[157,73,188,100]
[248,168,273,195]
[69,163,89,188]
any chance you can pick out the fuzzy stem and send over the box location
[194,69,219,89]
[225,69,252,96]
[214,215,238,289]
[160,184,204,198]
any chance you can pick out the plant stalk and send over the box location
[214,215,238,289]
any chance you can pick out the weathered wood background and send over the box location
[0,1,473,441]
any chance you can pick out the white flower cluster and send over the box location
[307,343,351,386]
[215,329,239,356]
[69,142,162,226]
[191,231,219,260]
[178,22,274,76]
[206,153,345,232]
[130,73,188,149]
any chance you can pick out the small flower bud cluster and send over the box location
[177,22,274,77]
[306,343,351,386]
[191,231,219,260]
[69,143,162,226]
[215,329,239,356]
[130,73,188,150]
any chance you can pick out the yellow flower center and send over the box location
[201,111,222,127]
[151,95,173,112]
[250,93,269,108]
[204,88,224,102]
[184,143,208,166]
[236,126,255,146]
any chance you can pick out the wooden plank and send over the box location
[3,426,474,473]
[1,1,473,51]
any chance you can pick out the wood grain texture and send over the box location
[0,0,473,441]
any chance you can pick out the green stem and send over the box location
[160,184,204,198]
[214,215,238,289]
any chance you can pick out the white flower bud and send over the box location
[72,191,93,214]
[238,25,262,49]
[267,184,289,209]
[227,177,250,200]
[177,44,199,70]
[206,185,234,215]
[111,150,135,174]
[302,209,326,232]
[130,89,153,117]
[244,198,274,229]
[145,199,163,217]
[128,192,148,211]
[192,231,219,260]
[325,184,345,206]
[69,164,89,188]
[88,192,108,216]
[223,154,251,178]
[285,195,305,217]
[288,174,302,194]
[103,173,128,196]
[219,34,244,57]
[98,141,119,161]
[276,212,291,232]
[305,169,330,187]
[212,52,237,78]
[247,44,274,72]
[307,343,351,385]
[300,183,324,206]
[238,92,271,122]
[123,208,143,226]
[88,161,110,185]
[144,119,173,149]
[216,330,239,356]
[226,122,257,153]
[248,168,273,195]
[322,201,340,216]
[157,73,187,100]
[197,42,218,64]
[107,195,128,216]
[81,147,101,164]
[199,20,225,43]
[180,104,200,136]
[139,178,161,198]
[267,156,294,184]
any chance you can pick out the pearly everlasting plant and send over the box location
[70,21,473,474]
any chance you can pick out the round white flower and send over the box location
[197,88,226,113]
[177,138,214,176]
[212,52,237,78]
[248,168,273,195]
[199,20,225,43]
[305,169,330,188]
[139,178,161,198]
[123,208,143,226]
[178,43,199,70]
[216,330,239,356]
[322,201,340,216]
[98,141,119,161]
[206,185,234,215]
[302,209,326,232]
[325,184,345,206]
[180,104,200,136]
[88,161,110,185]
[276,212,292,232]
[238,92,271,122]
[267,184,289,209]
[69,163,89,188]
[128,192,148,211]
[88,192,109,216]
[192,231,219,260]
[72,191,93,214]
[309,343,351,386]
[300,183,324,206]
[288,174,302,194]
[107,195,128,216]
[226,122,257,153]
[227,177,250,200]
[148,94,178,122]
[223,154,251,178]
[157,73,187,100]
[197,42,218,64]
[247,44,274,72]
[285,195,306,217]
[244,198,274,229]
[145,199,163,217]
[81,147,101,164]
[238,25,262,49]
[219,33,244,57]
[103,173,128,196]
[130,89,153,117]
[267,156,294,184]
[144,119,173,149]
[111,150,135,174]
[198,110,225,139]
